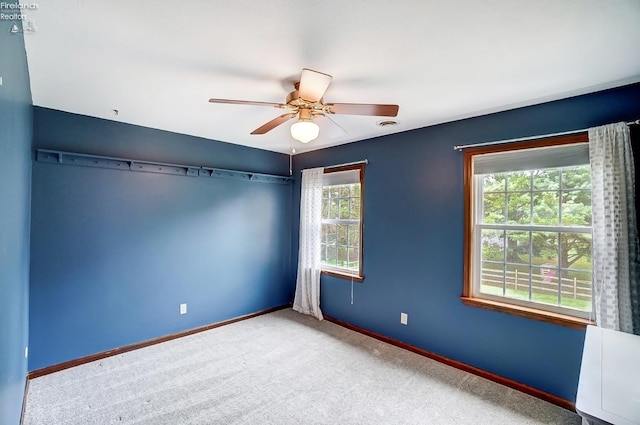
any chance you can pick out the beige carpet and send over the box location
[23,308,581,424]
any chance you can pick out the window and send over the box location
[320,164,364,280]
[462,134,594,328]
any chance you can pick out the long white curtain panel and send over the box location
[293,167,325,320]
[589,122,640,335]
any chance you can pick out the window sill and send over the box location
[460,296,594,330]
[322,270,364,282]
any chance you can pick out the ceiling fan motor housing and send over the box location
[286,89,322,111]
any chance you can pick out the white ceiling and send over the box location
[20,0,640,154]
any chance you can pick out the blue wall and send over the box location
[292,83,640,402]
[29,109,293,370]
[0,23,32,425]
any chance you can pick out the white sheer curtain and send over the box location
[589,122,640,335]
[293,167,324,320]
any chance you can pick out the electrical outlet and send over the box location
[400,312,408,325]
[0,76,3,86]
[180,303,187,315]
[25,346,28,358]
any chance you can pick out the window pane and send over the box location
[532,169,559,190]
[347,247,359,270]
[337,224,348,245]
[329,198,339,219]
[481,229,504,261]
[505,264,529,301]
[483,193,505,224]
[348,225,360,248]
[560,270,592,311]
[350,184,360,197]
[324,224,336,244]
[562,165,590,190]
[536,263,559,291]
[559,232,592,311]
[339,199,350,219]
[329,186,340,198]
[560,232,592,271]
[322,198,330,219]
[340,185,350,197]
[320,244,327,262]
[530,231,560,304]
[482,174,506,192]
[532,191,559,225]
[561,190,591,226]
[349,197,360,219]
[531,232,558,270]
[531,266,559,306]
[337,246,348,267]
[507,192,531,224]
[326,244,337,266]
[480,261,504,296]
[506,231,530,264]
[507,171,531,191]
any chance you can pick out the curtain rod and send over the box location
[453,119,640,151]
[301,159,368,173]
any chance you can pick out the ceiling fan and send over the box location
[208,68,399,144]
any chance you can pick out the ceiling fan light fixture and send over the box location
[290,119,319,143]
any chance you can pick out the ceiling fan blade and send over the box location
[250,113,298,135]
[326,103,399,117]
[209,98,286,108]
[314,114,347,139]
[298,69,333,102]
